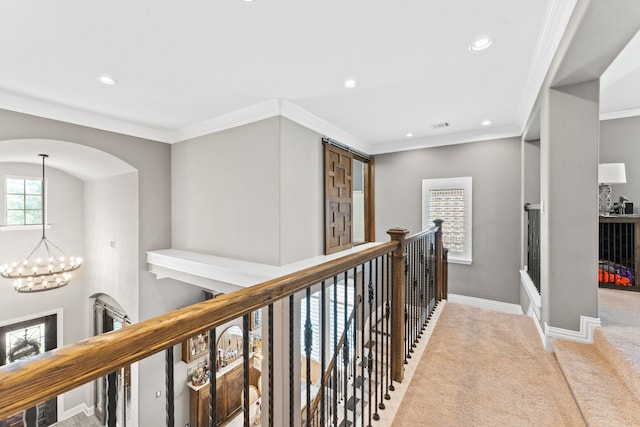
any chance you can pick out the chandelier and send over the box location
[1,154,82,292]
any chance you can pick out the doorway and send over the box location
[93,299,131,427]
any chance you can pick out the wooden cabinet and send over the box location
[189,356,260,427]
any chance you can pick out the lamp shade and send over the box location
[598,163,627,184]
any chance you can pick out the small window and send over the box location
[422,177,472,264]
[5,177,43,225]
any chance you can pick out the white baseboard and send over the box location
[447,294,524,315]
[544,315,601,352]
[60,403,93,421]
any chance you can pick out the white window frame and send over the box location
[422,176,472,265]
[3,175,47,229]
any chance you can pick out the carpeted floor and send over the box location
[392,303,585,427]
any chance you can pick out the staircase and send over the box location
[552,326,640,426]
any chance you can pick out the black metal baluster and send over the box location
[209,328,217,427]
[289,295,295,427]
[268,304,274,427]
[321,281,326,427]
[378,255,386,411]
[305,287,312,427]
[360,263,367,425]
[243,314,250,427]
[333,275,338,427]
[404,251,409,364]
[354,266,359,426]
[372,257,380,421]
[367,260,374,427]
[165,348,174,427]
[385,253,393,398]
[342,272,349,427]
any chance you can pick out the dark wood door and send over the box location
[325,143,353,254]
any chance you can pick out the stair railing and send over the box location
[524,203,541,294]
[0,222,447,426]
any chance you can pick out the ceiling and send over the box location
[0,1,638,156]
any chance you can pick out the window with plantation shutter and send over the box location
[422,177,472,264]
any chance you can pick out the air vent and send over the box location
[432,122,450,129]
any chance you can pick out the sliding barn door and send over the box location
[325,143,353,254]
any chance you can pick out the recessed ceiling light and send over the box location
[243,0,255,2]
[344,79,357,89]
[405,133,413,138]
[469,37,494,52]
[97,75,118,85]
[481,120,492,126]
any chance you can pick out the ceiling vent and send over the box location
[432,122,450,129]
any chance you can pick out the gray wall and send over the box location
[375,137,522,304]
[0,108,172,426]
[172,116,325,266]
[600,115,640,209]
[172,117,281,265]
[540,80,599,330]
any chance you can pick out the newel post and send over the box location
[433,219,444,301]
[443,247,449,300]
[387,227,409,383]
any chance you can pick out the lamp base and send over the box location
[599,184,613,214]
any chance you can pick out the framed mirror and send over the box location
[182,331,209,363]
[217,325,243,369]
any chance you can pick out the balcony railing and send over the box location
[0,223,447,426]
[525,203,541,294]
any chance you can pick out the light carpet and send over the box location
[392,303,584,427]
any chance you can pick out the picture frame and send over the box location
[182,331,209,363]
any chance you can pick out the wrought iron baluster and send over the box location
[305,286,312,427]
[209,328,217,427]
[289,295,294,427]
[165,347,174,427]
[321,281,326,427]
[243,314,250,427]
[268,304,274,427]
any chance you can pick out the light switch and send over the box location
[109,240,116,249]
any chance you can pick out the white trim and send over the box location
[447,294,524,315]
[0,224,52,231]
[279,100,371,154]
[520,270,545,347]
[600,108,640,121]
[520,269,541,308]
[517,0,578,131]
[544,315,601,352]
[59,403,94,422]
[169,99,281,143]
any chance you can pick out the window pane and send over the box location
[25,195,42,210]
[6,179,24,195]
[7,194,24,209]
[25,210,42,225]
[7,210,25,225]
[25,180,42,195]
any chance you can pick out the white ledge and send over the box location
[147,243,382,293]
[0,224,51,232]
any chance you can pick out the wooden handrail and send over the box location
[0,242,397,419]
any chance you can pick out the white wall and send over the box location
[0,162,89,412]
[84,172,139,320]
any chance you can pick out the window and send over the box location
[301,280,356,362]
[422,177,472,264]
[324,139,374,254]
[5,177,43,225]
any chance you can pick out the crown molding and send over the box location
[517,0,578,132]
[370,125,521,155]
[0,88,173,142]
[600,107,640,121]
[169,99,281,143]
[279,100,371,154]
